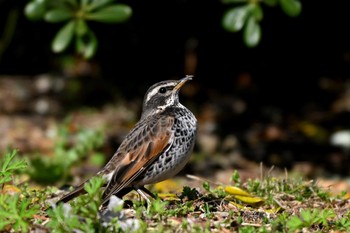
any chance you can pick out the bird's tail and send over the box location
[56,169,109,205]
[56,181,88,204]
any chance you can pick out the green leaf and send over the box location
[52,20,75,53]
[264,0,278,7]
[0,150,27,185]
[75,19,89,36]
[86,0,115,11]
[84,176,103,197]
[314,209,335,226]
[243,16,261,47]
[0,220,12,231]
[0,176,12,184]
[85,4,132,23]
[81,0,90,8]
[1,151,15,171]
[202,182,210,192]
[280,0,302,17]
[222,5,250,32]
[44,9,73,23]
[24,1,46,21]
[0,194,39,233]
[230,169,241,184]
[5,159,27,172]
[287,215,304,231]
[76,30,98,59]
[251,4,263,21]
[47,203,81,232]
[300,209,314,225]
[65,0,79,7]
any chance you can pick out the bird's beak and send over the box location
[174,75,193,91]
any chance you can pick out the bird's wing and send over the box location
[101,114,175,205]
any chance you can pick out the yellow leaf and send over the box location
[234,195,264,204]
[153,179,182,193]
[157,193,180,201]
[343,192,350,200]
[1,184,21,195]
[229,201,246,209]
[225,185,251,196]
[265,207,282,214]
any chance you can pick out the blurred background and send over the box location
[1,0,350,190]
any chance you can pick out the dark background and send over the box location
[1,1,350,103]
[1,0,350,176]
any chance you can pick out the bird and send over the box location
[57,75,197,207]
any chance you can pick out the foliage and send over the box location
[1,150,350,232]
[3,0,301,76]
[47,176,105,232]
[0,150,27,188]
[221,0,302,47]
[0,150,40,233]
[0,194,40,232]
[47,175,144,232]
[26,119,105,184]
[285,209,336,232]
[20,0,302,61]
[24,0,132,59]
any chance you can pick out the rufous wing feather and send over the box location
[101,115,175,205]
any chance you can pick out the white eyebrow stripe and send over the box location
[145,84,174,102]
[146,87,159,102]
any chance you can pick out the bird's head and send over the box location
[141,75,193,119]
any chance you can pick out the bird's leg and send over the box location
[135,188,151,206]
[139,186,157,199]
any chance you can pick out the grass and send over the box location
[0,130,349,232]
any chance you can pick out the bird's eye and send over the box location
[159,87,167,94]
